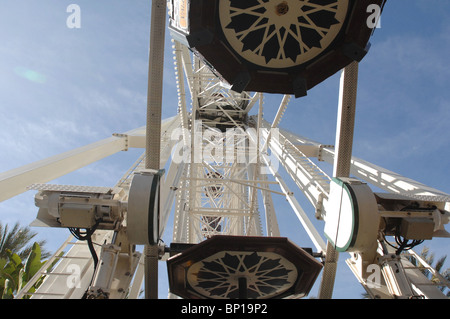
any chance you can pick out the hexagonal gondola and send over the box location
[167,235,323,299]
[169,0,385,97]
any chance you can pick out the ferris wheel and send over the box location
[1,0,449,299]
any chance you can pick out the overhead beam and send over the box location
[321,149,450,202]
[0,115,180,203]
[267,123,450,202]
[0,135,127,202]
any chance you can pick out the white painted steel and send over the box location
[9,16,450,300]
[0,136,126,202]
[319,62,359,299]
[262,154,326,253]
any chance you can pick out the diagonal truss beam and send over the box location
[0,116,179,203]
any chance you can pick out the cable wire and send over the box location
[381,231,424,256]
[68,220,101,269]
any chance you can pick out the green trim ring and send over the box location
[149,169,165,245]
[325,177,359,252]
[324,177,379,257]
[127,169,165,245]
[147,172,160,245]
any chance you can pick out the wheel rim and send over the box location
[219,0,349,69]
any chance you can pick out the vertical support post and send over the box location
[145,0,166,170]
[247,93,264,235]
[333,61,358,177]
[260,172,280,237]
[319,61,359,299]
[144,0,167,300]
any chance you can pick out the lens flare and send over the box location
[14,66,46,84]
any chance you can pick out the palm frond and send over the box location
[0,222,50,260]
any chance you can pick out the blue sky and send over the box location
[0,1,449,299]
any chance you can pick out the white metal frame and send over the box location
[5,9,449,300]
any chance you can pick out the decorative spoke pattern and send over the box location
[219,0,348,68]
[187,251,298,298]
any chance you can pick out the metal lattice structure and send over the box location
[1,1,449,299]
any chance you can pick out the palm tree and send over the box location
[0,222,50,260]
[409,246,449,297]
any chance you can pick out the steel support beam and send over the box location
[144,0,167,300]
[319,62,358,299]
[0,136,127,202]
[321,149,450,202]
[262,154,326,253]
